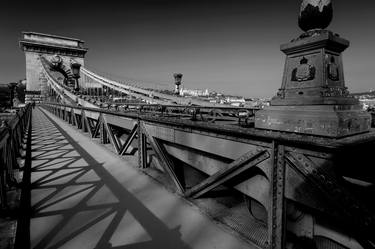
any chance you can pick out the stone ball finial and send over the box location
[298,0,333,32]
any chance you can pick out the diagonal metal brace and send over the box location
[120,124,138,155]
[142,125,185,194]
[103,120,121,154]
[92,114,102,138]
[185,149,269,199]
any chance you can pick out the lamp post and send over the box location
[71,62,81,93]
[173,73,183,95]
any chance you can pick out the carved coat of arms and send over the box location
[327,56,339,81]
[292,57,316,82]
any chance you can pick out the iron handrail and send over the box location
[41,102,375,151]
[0,104,32,208]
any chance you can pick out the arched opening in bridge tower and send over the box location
[41,56,75,88]
[49,66,74,88]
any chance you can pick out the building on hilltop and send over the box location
[179,87,209,97]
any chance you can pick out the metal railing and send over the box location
[43,101,259,126]
[0,104,32,208]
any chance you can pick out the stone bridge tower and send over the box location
[19,32,88,103]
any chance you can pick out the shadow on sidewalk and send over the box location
[16,108,191,249]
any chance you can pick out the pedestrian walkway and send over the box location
[21,107,252,249]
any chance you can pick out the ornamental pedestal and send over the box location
[256,105,370,137]
[255,30,371,137]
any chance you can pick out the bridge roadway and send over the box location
[21,107,252,249]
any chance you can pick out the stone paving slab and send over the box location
[25,107,254,249]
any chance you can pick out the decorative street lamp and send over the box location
[173,73,183,95]
[71,62,81,92]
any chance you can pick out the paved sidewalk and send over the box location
[23,107,252,249]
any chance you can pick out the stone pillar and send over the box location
[255,0,371,137]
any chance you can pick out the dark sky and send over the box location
[1,0,374,97]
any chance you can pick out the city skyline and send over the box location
[1,0,375,97]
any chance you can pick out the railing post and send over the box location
[138,121,147,169]
[268,141,286,249]
[100,114,109,144]
[63,107,67,121]
[67,108,71,124]
[81,109,88,132]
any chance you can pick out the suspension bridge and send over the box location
[1,3,375,248]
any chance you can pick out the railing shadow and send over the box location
[17,108,191,249]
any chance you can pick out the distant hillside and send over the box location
[350,91,375,97]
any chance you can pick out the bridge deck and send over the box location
[21,107,252,249]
